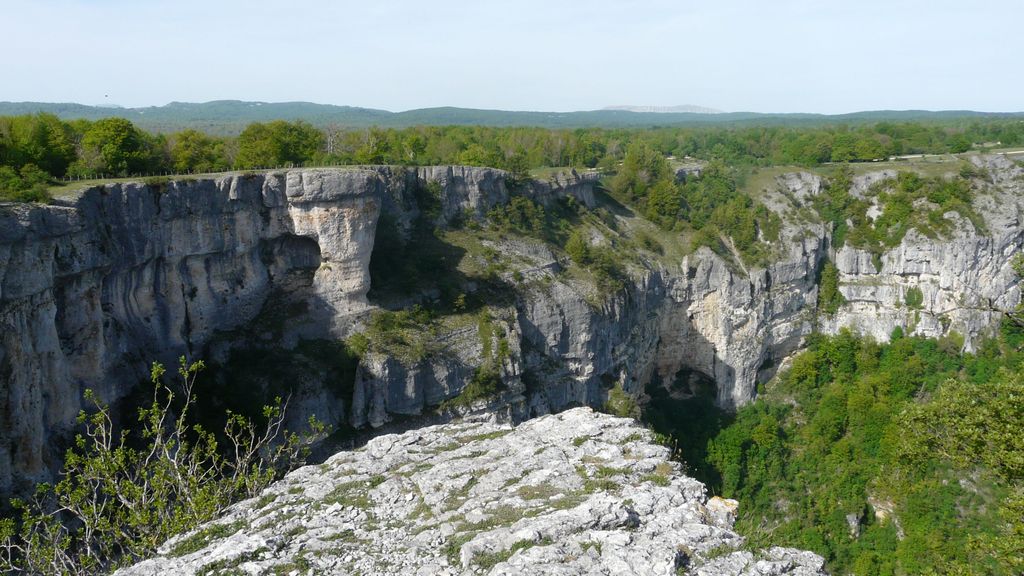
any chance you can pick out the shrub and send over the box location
[446,365,504,408]
[0,358,323,574]
[488,196,547,237]
[566,230,591,265]
[1011,253,1024,279]
[0,164,50,203]
[818,260,845,315]
[904,286,924,309]
[634,230,664,255]
[604,383,639,418]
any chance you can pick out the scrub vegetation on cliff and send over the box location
[813,164,986,258]
[0,359,325,575]
[606,142,782,266]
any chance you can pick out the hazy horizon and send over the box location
[5,0,1023,114]
[6,99,1023,117]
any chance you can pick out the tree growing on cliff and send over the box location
[609,140,672,202]
[0,113,76,177]
[0,358,324,575]
[817,260,845,315]
[0,164,51,203]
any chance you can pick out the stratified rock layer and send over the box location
[823,156,1024,344]
[117,408,827,576]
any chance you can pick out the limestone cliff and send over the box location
[0,166,596,495]
[822,156,1023,345]
[1,157,1022,498]
[116,408,828,576]
[0,169,384,493]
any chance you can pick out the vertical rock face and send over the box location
[0,170,384,494]
[822,156,1024,348]
[0,166,597,495]
[2,157,1022,496]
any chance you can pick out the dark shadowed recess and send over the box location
[642,366,733,493]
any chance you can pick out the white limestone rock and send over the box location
[115,408,827,576]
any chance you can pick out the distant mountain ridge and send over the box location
[1,100,1022,134]
[602,104,723,114]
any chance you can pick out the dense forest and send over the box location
[3,112,1024,202]
[647,325,1024,575]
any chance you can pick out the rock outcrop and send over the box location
[116,408,827,576]
[822,156,1024,347]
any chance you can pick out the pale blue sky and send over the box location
[3,0,1021,113]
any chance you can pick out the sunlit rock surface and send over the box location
[117,408,827,576]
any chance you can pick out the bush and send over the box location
[818,260,845,315]
[904,286,924,309]
[634,230,663,255]
[604,383,638,418]
[1011,253,1024,279]
[464,366,503,402]
[565,229,590,265]
[442,365,504,409]
[488,196,547,237]
[589,247,625,294]
[0,164,50,203]
[361,307,442,363]
[0,358,323,574]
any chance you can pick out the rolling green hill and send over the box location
[2,100,1022,134]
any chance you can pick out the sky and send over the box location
[3,0,1022,114]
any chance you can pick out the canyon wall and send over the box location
[1,157,1021,495]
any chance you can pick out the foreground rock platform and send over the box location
[118,408,826,575]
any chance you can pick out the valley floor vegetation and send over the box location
[0,359,325,575]
[647,324,1024,575]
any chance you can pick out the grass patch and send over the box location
[322,479,376,509]
[473,537,554,570]
[444,532,477,566]
[408,497,434,521]
[576,464,623,494]
[458,429,512,445]
[323,529,359,543]
[168,520,246,557]
[444,475,481,511]
[594,465,630,478]
[516,483,563,501]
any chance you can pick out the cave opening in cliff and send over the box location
[642,366,733,492]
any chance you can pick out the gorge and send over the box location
[1,154,1022,574]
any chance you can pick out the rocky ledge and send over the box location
[118,408,825,576]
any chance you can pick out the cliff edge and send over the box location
[116,408,827,576]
